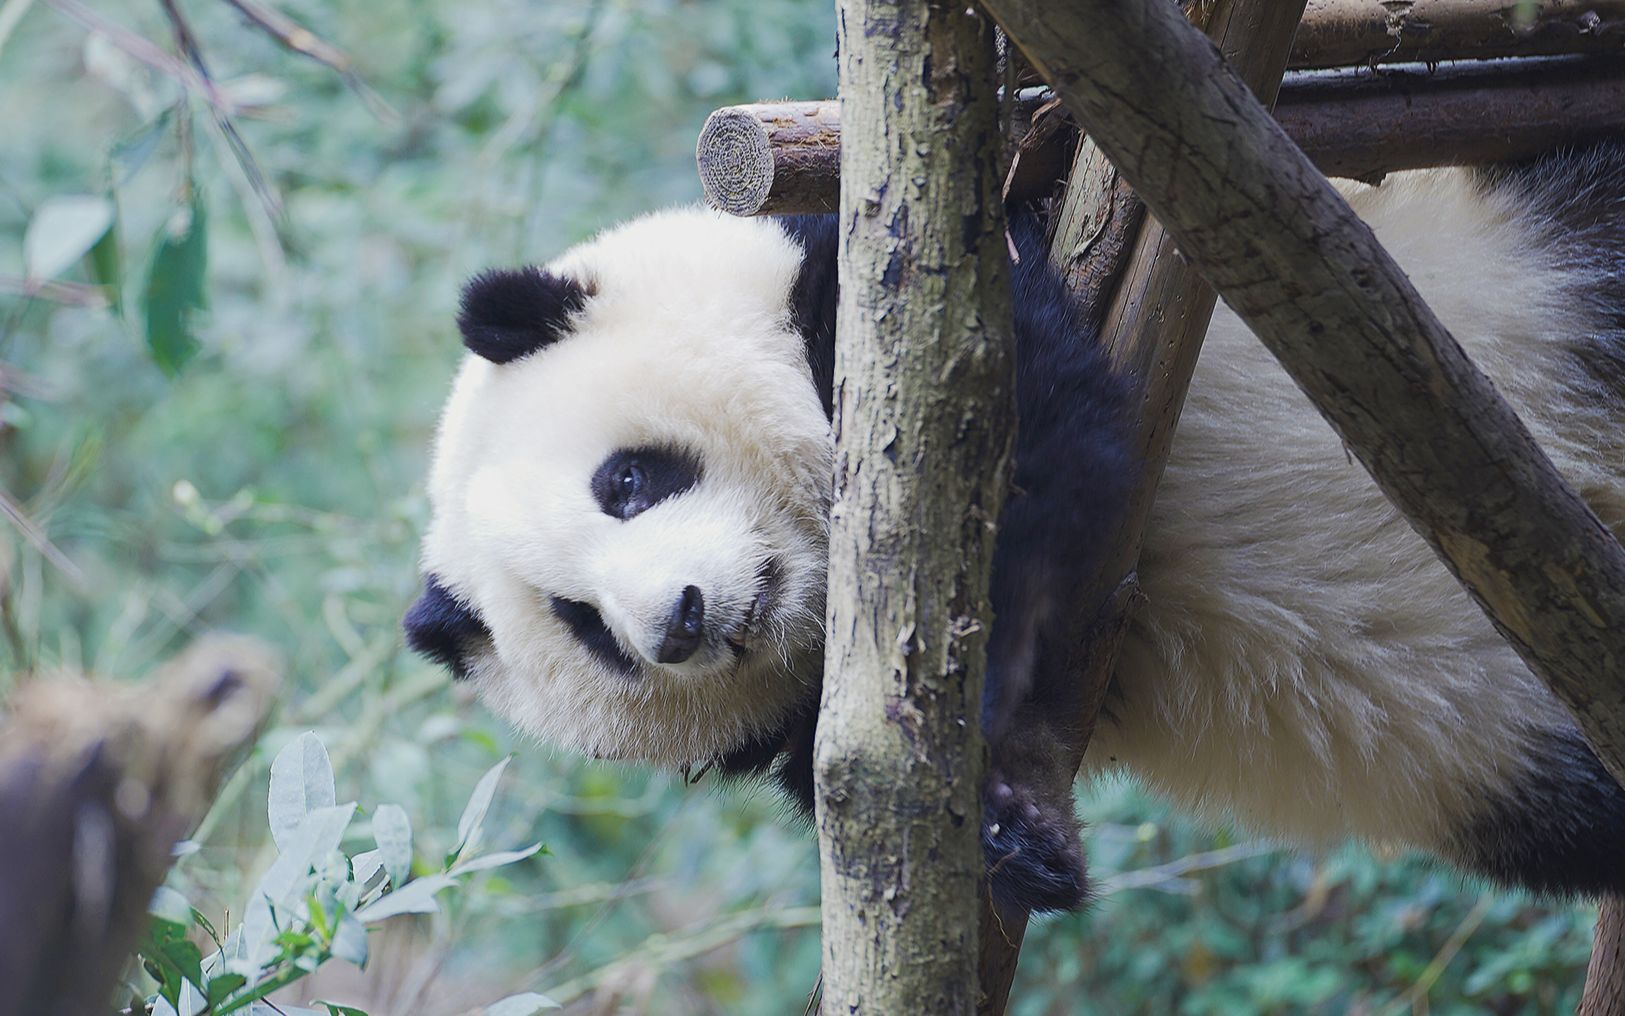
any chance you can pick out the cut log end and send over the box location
[697,106,776,217]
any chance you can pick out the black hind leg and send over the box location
[1451,727,1625,897]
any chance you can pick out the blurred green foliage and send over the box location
[0,0,1596,1012]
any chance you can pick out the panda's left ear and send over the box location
[457,267,591,364]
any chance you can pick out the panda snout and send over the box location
[656,584,706,664]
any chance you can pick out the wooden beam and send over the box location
[697,101,839,218]
[697,55,1625,215]
[1281,54,1625,181]
[1292,0,1625,69]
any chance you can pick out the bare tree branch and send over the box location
[218,0,392,117]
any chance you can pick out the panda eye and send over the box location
[617,463,644,500]
[591,446,702,520]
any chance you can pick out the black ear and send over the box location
[457,267,590,364]
[404,574,492,679]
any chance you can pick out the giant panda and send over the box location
[405,144,1625,914]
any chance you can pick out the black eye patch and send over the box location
[591,446,702,520]
[550,596,639,674]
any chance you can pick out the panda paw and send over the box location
[981,772,1091,914]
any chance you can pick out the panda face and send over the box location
[411,208,833,765]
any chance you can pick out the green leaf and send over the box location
[206,972,247,1005]
[355,873,456,923]
[262,804,357,904]
[315,1003,369,1016]
[24,195,114,283]
[268,732,337,853]
[485,992,562,1015]
[449,841,543,875]
[451,755,511,865]
[142,196,208,376]
[144,932,205,1002]
[371,803,412,887]
[88,215,121,315]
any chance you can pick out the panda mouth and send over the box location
[726,558,783,657]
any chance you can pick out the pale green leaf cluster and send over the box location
[137,733,546,1016]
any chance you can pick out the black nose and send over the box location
[657,585,705,664]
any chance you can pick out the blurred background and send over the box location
[0,0,1598,1011]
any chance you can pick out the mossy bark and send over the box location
[814,1,1013,1012]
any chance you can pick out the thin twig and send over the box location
[0,275,109,308]
[216,0,393,118]
[1098,841,1280,895]
[1384,895,1494,1016]
[158,0,285,225]
[541,906,822,1006]
[45,0,239,115]
[0,486,83,586]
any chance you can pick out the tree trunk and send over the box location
[978,0,1625,786]
[815,1,1014,1013]
[0,636,277,1016]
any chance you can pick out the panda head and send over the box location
[406,208,832,766]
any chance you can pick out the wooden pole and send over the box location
[1279,54,1625,181]
[1583,897,1625,1016]
[697,54,1625,215]
[1291,0,1625,69]
[816,0,1013,1011]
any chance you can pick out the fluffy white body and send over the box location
[1093,168,1625,857]
[416,160,1624,881]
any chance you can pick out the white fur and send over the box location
[1087,169,1625,857]
[422,207,832,765]
[422,172,1624,862]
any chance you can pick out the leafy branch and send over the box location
[136,733,554,1016]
